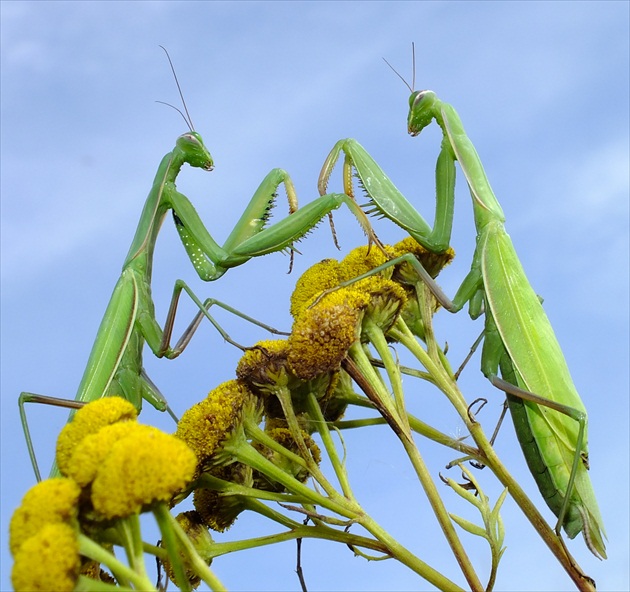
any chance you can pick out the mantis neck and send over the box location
[122,149,187,278]
[435,100,506,232]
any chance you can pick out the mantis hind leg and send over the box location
[491,368,587,541]
[19,392,85,481]
[19,286,281,481]
[480,312,588,540]
[18,377,178,481]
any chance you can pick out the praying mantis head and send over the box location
[158,46,213,171]
[407,90,438,137]
[176,131,214,171]
[383,44,436,136]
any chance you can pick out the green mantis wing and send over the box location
[480,221,607,558]
[74,270,138,407]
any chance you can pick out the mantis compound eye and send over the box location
[178,131,202,149]
[410,89,435,109]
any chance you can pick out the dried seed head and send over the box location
[288,287,369,380]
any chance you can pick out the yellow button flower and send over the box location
[11,523,79,592]
[91,424,196,519]
[55,397,137,476]
[9,478,80,556]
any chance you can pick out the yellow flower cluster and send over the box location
[288,287,369,379]
[176,380,260,469]
[236,341,294,394]
[165,239,454,546]
[10,396,199,590]
[9,478,81,591]
[244,239,455,428]
[12,522,80,591]
[9,477,81,555]
[55,396,137,475]
[91,423,197,519]
[56,397,197,519]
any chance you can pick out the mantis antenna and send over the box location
[383,42,416,93]
[158,45,195,131]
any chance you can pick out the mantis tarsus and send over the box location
[19,49,379,481]
[318,85,606,559]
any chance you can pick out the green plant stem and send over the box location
[244,417,309,472]
[224,438,358,520]
[203,504,390,559]
[398,429,484,591]
[356,512,466,592]
[74,575,135,591]
[333,396,481,459]
[353,324,483,592]
[273,384,342,500]
[304,391,355,499]
[391,316,594,591]
[77,533,155,591]
[153,502,193,592]
[162,506,228,592]
[364,320,409,430]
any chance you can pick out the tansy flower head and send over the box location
[64,421,141,487]
[176,380,261,470]
[288,287,369,380]
[91,424,196,519]
[237,340,332,418]
[353,276,408,336]
[392,237,455,281]
[56,397,137,476]
[236,340,296,397]
[193,462,253,532]
[290,258,342,319]
[9,478,80,556]
[11,522,79,592]
[338,244,396,283]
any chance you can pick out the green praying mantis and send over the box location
[19,49,379,482]
[317,81,607,559]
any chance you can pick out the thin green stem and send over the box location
[396,427,483,591]
[347,342,399,424]
[224,439,359,520]
[273,385,341,499]
[153,503,193,592]
[77,533,155,591]
[304,391,355,499]
[244,417,309,472]
[356,513,466,592]
[364,321,409,430]
[390,310,594,591]
[162,506,228,592]
[332,394,481,459]
[353,322,483,591]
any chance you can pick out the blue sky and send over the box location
[1,2,628,590]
